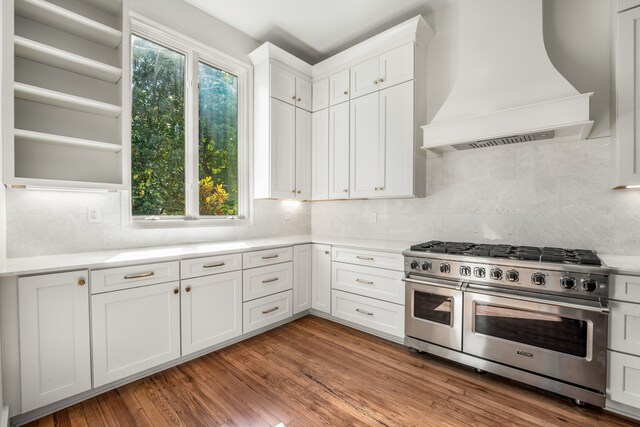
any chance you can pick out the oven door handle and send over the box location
[465,283,608,313]
[402,274,463,291]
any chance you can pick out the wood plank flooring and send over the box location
[27,316,635,427]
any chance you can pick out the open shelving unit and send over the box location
[6,0,126,190]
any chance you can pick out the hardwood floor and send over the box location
[27,316,634,427]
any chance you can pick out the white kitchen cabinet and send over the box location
[332,262,404,305]
[243,262,294,302]
[616,5,640,187]
[349,43,414,100]
[295,108,312,199]
[350,91,382,198]
[19,271,92,412]
[608,351,640,409]
[269,98,297,199]
[331,247,404,271]
[90,261,180,294]
[312,78,329,111]
[312,244,332,314]
[329,101,350,198]
[329,69,350,106]
[181,271,242,356]
[296,77,312,112]
[350,56,380,99]
[270,62,297,105]
[91,281,181,387]
[243,290,294,334]
[312,109,329,200]
[610,301,640,355]
[243,246,293,269]
[180,253,243,279]
[332,290,404,338]
[293,244,312,314]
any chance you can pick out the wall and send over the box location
[312,0,640,255]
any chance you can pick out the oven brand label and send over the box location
[516,350,534,358]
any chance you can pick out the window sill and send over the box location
[125,218,252,229]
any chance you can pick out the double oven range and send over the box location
[403,241,609,407]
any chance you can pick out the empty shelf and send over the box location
[14,82,121,117]
[14,36,122,83]
[15,0,122,48]
[14,129,122,152]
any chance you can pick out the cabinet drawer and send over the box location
[332,262,404,304]
[611,274,640,304]
[331,290,404,338]
[243,246,293,269]
[610,301,640,354]
[608,350,640,408]
[91,261,179,294]
[331,247,403,271]
[181,253,242,279]
[243,262,293,302]
[243,290,293,333]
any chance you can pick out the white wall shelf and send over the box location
[14,82,122,117]
[14,36,122,83]
[14,129,122,153]
[15,0,122,48]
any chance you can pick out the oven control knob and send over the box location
[440,263,451,274]
[582,279,598,292]
[410,260,420,270]
[421,261,432,271]
[531,273,546,286]
[474,267,486,278]
[505,270,519,282]
[459,266,471,276]
[490,268,503,280]
[560,276,576,290]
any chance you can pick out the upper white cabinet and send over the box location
[296,77,313,112]
[312,78,330,111]
[312,109,329,200]
[350,91,382,198]
[329,101,350,198]
[350,56,380,99]
[616,4,640,187]
[296,108,312,200]
[349,43,414,100]
[270,62,312,111]
[329,69,350,106]
[270,98,297,198]
[19,270,92,412]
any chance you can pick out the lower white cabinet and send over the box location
[19,271,92,412]
[243,262,293,302]
[293,244,312,314]
[332,262,404,305]
[312,244,332,314]
[181,271,243,356]
[610,301,640,355]
[608,351,640,409]
[243,290,293,334]
[332,290,404,338]
[91,281,181,387]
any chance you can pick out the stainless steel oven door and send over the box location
[404,275,463,351]
[463,284,608,392]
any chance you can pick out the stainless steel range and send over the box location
[403,241,609,407]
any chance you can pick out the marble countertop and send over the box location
[600,254,640,276]
[0,235,413,277]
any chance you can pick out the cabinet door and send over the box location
[329,101,350,198]
[295,108,312,199]
[92,281,181,387]
[379,82,414,197]
[293,244,312,314]
[608,351,640,408]
[609,301,640,355]
[19,271,91,412]
[271,98,297,198]
[312,109,329,200]
[312,244,332,314]
[270,63,296,105]
[329,69,350,106]
[350,56,380,99]
[181,271,242,356]
[312,78,330,111]
[617,7,640,186]
[296,77,313,112]
[350,92,382,198]
[379,43,414,90]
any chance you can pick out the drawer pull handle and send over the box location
[262,254,279,260]
[124,272,154,280]
[356,279,374,285]
[203,262,225,268]
[356,308,373,316]
[356,256,374,261]
[262,277,279,284]
[262,306,279,314]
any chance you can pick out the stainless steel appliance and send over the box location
[403,241,609,407]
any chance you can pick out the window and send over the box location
[129,17,249,225]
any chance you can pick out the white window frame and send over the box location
[124,14,253,228]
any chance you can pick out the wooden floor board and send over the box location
[26,316,635,427]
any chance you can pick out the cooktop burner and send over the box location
[409,240,601,266]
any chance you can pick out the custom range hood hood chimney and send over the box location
[422,0,593,151]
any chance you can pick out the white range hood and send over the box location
[422,0,593,151]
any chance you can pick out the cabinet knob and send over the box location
[291,189,296,193]
[378,78,384,83]
[292,95,296,100]
[77,279,86,286]
[173,288,179,295]
[185,287,191,293]
[343,90,348,95]
[297,98,301,102]
[373,80,378,85]
[325,251,330,255]
[297,190,301,194]
[343,189,348,192]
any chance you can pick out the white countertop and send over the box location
[600,254,640,276]
[0,235,413,277]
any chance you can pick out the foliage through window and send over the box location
[130,29,243,221]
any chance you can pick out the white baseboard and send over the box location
[1,406,9,427]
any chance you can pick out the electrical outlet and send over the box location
[87,206,101,223]
[370,212,377,223]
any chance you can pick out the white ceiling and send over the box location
[184,0,453,64]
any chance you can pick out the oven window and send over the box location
[474,303,588,357]
[414,291,452,325]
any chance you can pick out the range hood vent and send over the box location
[422,0,593,152]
